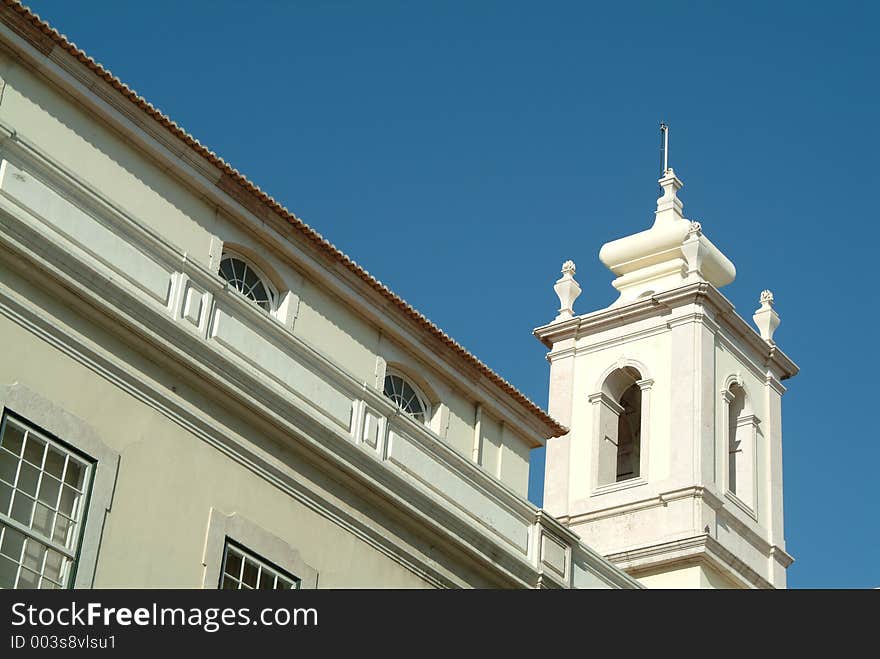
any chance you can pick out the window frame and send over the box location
[0,413,94,589]
[202,508,318,590]
[218,252,280,314]
[219,539,300,590]
[382,369,432,425]
[0,383,118,590]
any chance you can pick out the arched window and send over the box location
[727,383,747,496]
[616,383,642,481]
[383,372,429,424]
[592,365,648,487]
[219,254,277,312]
[723,381,758,509]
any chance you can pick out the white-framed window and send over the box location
[0,413,92,589]
[202,509,318,589]
[218,253,278,312]
[219,540,299,590]
[383,372,430,424]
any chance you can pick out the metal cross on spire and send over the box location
[659,121,669,176]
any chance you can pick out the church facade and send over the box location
[0,2,795,590]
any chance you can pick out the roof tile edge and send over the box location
[2,0,566,438]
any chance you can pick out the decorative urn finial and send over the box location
[553,260,581,321]
[753,289,780,343]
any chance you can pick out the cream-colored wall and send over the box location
[479,412,502,476]
[293,278,379,386]
[0,47,536,495]
[635,565,703,589]
[565,328,671,511]
[445,389,479,460]
[0,50,213,261]
[0,259,509,588]
[636,563,739,589]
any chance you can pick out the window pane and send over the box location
[23,435,45,468]
[64,462,85,490]
[37,475,61,507]
[257,571,275,589]
[31,504,54,538]
[17,566,39,589]
[0,554,17,589]
[58,487,79,518]
[44,449,65,480]
[10,492,34,526]
[221,575,238,590]
[44,549,64,583]
[223,550,242,580]
[0,450,18,485]
[241,558,259,588]
[16,462,40,497]
[0,482,12,515]
[52,515,72,547]
[0,524,25,560]
[219,258,235,282]
[0,422,25,456]
[21,538,44,572]
[243,267,259,290]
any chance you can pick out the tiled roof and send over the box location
[1,1,566,437]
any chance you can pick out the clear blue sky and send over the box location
[25,1,878,588]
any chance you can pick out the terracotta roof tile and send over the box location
[1,0,566,438]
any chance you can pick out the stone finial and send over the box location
[553,260,581,321]
[688,220,702,237]
[753,289,780,343]
[655,167,685,225]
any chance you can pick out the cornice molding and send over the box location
[0,187,636,589]
[607,534,775,589]
[0,14,564,441]
[534,283,798,381]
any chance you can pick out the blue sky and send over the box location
[25,1,878,588]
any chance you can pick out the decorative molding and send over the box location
[0,198,636,589]
[535,282,798,382]
[201,508,319,589]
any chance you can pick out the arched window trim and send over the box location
[590,361,653,496]
[721,376,760,518]
[218,251,280,313]
[382,368,432,426]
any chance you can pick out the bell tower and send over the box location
[536,151,799,588]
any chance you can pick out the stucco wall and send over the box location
[0,46,536,497]
[0,258,506,588]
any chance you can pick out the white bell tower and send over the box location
[536,149,799,588]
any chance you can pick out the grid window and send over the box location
[219,541,299,590]
[0,415,91,589]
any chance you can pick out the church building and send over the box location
[537,157,799,588]
[0,2,795,589]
